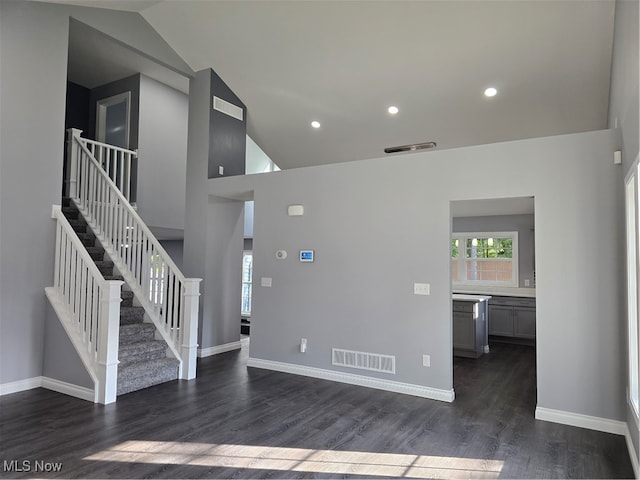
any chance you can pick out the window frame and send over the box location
[452,231,519,288]
[625,160,640,418]
[241,251,253,317]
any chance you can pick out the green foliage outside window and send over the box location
[465,237,512,258]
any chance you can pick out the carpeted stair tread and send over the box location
[85,247,105,261]
[121,290,134,307]
[117,357,179,396]
[119,340,168,366]
[61,206,79,219]
[95,260,114,276]
[67,218,88,232]
[120,306,146,325]
[119,323,156,345]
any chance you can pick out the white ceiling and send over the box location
[59,0,616,171]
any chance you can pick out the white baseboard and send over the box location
[535,406,627,435]
[247,357,455,403]
[198,340,243,358]
[41,377,95,402]
[623,423,639,479]
[0,376,42,396]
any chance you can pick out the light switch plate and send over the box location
[414,283,430,295]
[261,277,272,287]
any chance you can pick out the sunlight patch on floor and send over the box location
[84,440,503,479]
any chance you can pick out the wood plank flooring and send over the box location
[0,342,634,479]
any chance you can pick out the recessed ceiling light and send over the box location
[311,121,321,129]
[388,106,399,115]
[484,87,498,97]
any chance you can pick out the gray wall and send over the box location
[43,302,94,389]
[452,214,535,288]
[137,74,188,233]
[607,0,640,461]
[608,0,639,174]
[0,0,194,387]
[210,129,624,423]
[0,0,69,385]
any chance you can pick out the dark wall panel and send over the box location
[209,69,246,178]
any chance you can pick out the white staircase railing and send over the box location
[46,205,122,404]
[66,128,201,380]
[67,129,137,203]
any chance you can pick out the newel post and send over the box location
[66,128,83,199]
[181,278,202,380]
[96,280,123,404]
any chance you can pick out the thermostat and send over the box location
[275,250,287,259]
[299,250,314,262]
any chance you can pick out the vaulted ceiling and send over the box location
[55,0,616,171]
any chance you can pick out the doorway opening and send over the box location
[450,196,537,405]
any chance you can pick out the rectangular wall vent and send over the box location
[213,96,243,121]
[332,348,396,374]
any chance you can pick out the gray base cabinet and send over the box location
[453,298,489,358]
[488,296,536,340]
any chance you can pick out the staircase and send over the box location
[61,198,179,395]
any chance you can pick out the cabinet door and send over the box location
[514,307,536,338]
[488,305,514,336]
[453,312,475,350]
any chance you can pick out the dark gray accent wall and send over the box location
[452,214,535,288]
[208,70,246,179]
[159,240,184,271]
[65,81,91,133]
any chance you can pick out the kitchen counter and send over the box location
[453,286,536,298]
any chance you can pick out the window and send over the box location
[452,232,518,287]
[626,164,640,417]
[241,252,253,316]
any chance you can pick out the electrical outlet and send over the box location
[524,279,530,287]
[422,354,431,367]
[414,283,430,295]
[218,165,224,175]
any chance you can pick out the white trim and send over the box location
[0,377,42,396]
[198,341,243,358]
[247,357,455,403]
[623,423,640,479]
[535,406,627,435]
[41,377,95,403]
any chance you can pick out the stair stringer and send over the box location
[44,287,101,403]
[73,201,185,378]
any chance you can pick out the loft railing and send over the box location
[66,128,201,380]
[46,205,122,404]
[67,131,137,203]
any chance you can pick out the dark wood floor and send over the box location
[0,342,634,479]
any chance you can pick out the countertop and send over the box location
[452,294,492,302]
[453,285,536,298]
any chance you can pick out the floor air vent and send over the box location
[332,348,396,374]
[213,96,243,121]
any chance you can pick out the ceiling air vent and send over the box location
[332,348,396,374]
[384,141,436,154]
[213,96,243,121]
